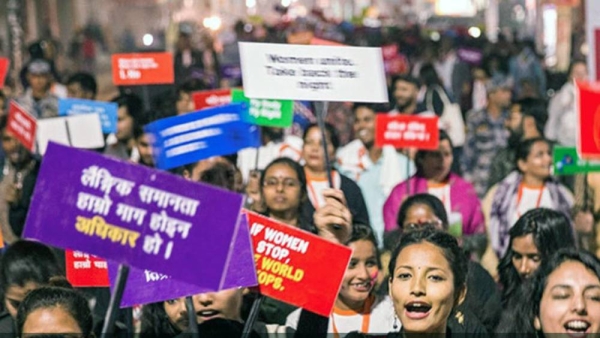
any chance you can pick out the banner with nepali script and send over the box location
[23,142,245,290]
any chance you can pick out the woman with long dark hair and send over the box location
[496,208,577,334]
[531,249,600,336]
[388,194,500,334]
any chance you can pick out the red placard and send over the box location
[192,89,232,110]
[596,30,600,82]
[577,81,600,159]
[111,52,174,86]
[375,114,440,149]
[245,210,352,317]
[65,250,110,287]
[7,101,37,152]
[0,58,9,89]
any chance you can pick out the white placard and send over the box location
[586,0,600,81]
[239,42,388,103]
[66,114,105,149]
[36,114,105,155]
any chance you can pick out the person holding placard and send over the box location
[286,224,398,336]
[484,137,573,259]
[337,103,415,248]
[301,123,370,229]
[383,131,486,259]
[0,116,40,242]
[257,157,353,324]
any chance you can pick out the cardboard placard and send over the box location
[7,101,37,152]
[109,214,257,307]
[245,210,352,317]
[65,250,110,287]
[145,103,260,170]
[239,42,388,102]
[112,53,174,86]
[375,115,440,150]
[23,143,245,290]
[58,98,118,134]
[554,146,600,175]
[193,89,232,110]
[0,58,9,89]
[577,81,600,159]
[231,89,294,128]
[36,114,105,155]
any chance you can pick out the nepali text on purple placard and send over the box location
[109,214,257,307]
[23,142,244,291]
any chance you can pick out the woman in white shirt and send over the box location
[286,224,398,336]
[487,137,574,258]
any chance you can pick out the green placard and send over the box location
[553,146,600,175]
[232,89,294,128]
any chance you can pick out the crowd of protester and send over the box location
[0,11,599,338]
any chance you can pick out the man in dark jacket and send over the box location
[0,115,40,243]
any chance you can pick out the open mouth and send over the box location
[197,310,221,320]
[564,320,591,337]
[404,302,432,320]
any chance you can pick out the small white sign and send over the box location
[239,42,388,103]
[36,114,105,155]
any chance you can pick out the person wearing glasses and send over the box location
[256,157,354,325]
[301,123,370,229]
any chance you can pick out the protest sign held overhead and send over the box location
[65,250,110,288]
[245,210,352,317]
[109,214,257,308]
[145,103,261,170]
[59,98,118,134]
[375,115,440,150]
[7,101,37,152]
[23,143,245,290]
[239,42,387,103]
[36,114,105,155]
[577,81,600,159]
[193,89,232,110]
[231,89,294,128]
[112,52,174,86]
[0,58,9,89]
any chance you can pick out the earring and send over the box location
[393,315,398,330]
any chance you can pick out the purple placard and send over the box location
[108,214,258,307]
[457,47,483,66]
[23,142,244,291]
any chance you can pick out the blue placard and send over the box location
[58,98,118,134]
[145,103,260,170]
